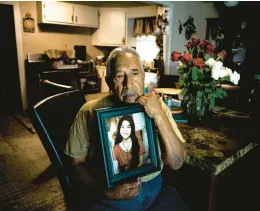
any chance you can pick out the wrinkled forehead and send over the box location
[110,52,141,74]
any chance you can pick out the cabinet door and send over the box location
[74,4,98,27]
[92,8,126,46]
[42,1,73,24]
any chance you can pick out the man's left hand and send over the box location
[136,93,163,119]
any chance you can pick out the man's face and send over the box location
[109,52,144,103]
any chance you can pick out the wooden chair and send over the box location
[30,90,86,210]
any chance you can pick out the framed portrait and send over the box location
[96,104,161,188]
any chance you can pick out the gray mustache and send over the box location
[122,90,137,97]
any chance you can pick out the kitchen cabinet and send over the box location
[92,8,126,46]
[127,19,136,47]
[73,4,98,27]
[37,1,98,28]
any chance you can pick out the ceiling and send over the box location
[72,1,154,8]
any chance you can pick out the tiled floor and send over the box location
[0,114,66,211]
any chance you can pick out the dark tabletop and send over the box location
[177,122,257,175]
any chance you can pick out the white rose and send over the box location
[211,67,220,80]
[205,58,216,68]
[219,67,232,78]
[211,61,223,80]
[215,61,223,70]
[230,71,240,85]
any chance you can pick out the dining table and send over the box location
[176,113,257,211]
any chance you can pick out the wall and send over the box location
[168,1,219,75]
[19,1,103,59]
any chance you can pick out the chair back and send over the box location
[30,90,86,205]
[41,79,74,99]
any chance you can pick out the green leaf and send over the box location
[204,54,211,61]
[204,66,210,72]
[178,69,184,74]
[216,88,228,99]
[208,93,217,99]
[197,90,203,98]
[196,97,202,108]
[192,66,198,80]
[203,97,208,104]
[192,81,200,86]
[209,97,215,110]
[205,88,212,93]
[182,87,188,96]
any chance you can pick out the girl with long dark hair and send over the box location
[112,115,145,173]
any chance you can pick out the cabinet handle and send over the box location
[72,15,74,22]
[122,37,125,44]
[76,16,78,22]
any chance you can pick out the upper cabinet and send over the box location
[37,1,98,28]
[73,4,98,27]
[92,8,126,46]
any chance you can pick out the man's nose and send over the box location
[124,74,134,88]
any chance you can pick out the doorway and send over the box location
[0,4,22,117]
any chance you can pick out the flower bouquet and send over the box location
[171,36,240,119]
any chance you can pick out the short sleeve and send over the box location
[64,107,90,158]
[159,100,186,143]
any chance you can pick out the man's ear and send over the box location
[105,76,112,89]
[142,71,145,81]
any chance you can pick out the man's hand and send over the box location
[104,177,141,200]
[136,93,164,119]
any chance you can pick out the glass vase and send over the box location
[184,94,207,122]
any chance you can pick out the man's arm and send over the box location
[71,157,141,200]
[137,93,185,170]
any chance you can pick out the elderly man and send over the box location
[65,47,188,210]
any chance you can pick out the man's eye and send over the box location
[116,74,124,79]
[132,71,139,76]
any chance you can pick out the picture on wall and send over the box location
[96,104,161,188]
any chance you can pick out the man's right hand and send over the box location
[104,177,141,200]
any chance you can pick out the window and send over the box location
[136,35,159,63]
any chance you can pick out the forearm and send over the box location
[154,111,185,170]
[70,162,104,195]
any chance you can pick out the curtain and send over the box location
[133,16,157,37]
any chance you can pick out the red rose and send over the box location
[181,52,192,63]
[193,58,205,69]
[206,43,216,54]
[198,40,209,49]
[191,37,200,47]
[171,51,182,61]
[185,42,192,50]
[217,50,227,59]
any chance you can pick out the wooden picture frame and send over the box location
[96,104,161,188]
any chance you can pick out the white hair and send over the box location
[106,47,144,78]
